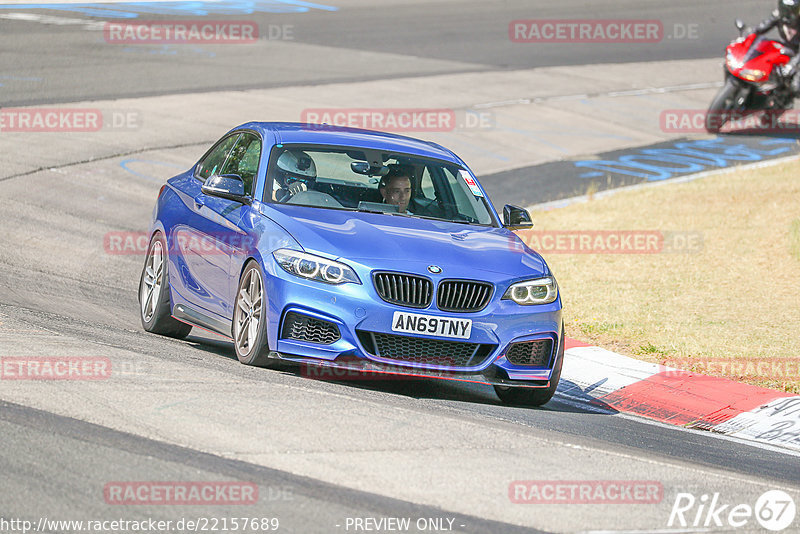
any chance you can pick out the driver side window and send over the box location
[195,134,240,181]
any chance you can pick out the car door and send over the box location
[215,132,263,311]
[170,133,252,321]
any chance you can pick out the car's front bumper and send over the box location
[264,257,563,385]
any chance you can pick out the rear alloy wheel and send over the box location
[233,261,281,368]
[494,327,565,407]
[139,233,192,339]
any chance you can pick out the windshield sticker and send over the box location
[460,170,484,197]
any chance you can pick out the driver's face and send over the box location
[380,176,412,212]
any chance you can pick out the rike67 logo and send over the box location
[668,490,796,531]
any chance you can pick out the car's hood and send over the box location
[260,204,548,278]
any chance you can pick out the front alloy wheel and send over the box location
[233,261,280,367]
[705,78,748,133]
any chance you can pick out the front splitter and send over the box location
[268,352,551,389]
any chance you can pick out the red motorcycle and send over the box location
[706,19,795,132]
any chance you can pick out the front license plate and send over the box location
[391,311,472,340]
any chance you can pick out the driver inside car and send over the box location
[272,149,317,202]
[378,164,416,214]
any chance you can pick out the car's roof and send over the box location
[234,121,462,164]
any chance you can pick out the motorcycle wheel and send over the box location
[706,79,745,133]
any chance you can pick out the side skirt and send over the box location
[172,304,232,339]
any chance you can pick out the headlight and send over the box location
[726,53,743,71]
[502,277,558,305]
[273,249,360,285]
[738,68,766,81]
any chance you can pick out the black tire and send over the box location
[494,326,565,407]
[138,233,192,339]
[232,261,281,368]
[705,79,743,133]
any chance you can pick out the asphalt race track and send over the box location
[0,0,769,105]
[1,1,799,533]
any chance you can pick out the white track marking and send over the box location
[551,390,800,459]
[0,0,199,4]
[532,153,800,211]
[474,82,724,110]
[0,12,105,29]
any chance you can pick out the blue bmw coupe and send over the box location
[139,122,563,405]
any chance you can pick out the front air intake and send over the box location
[281,312,340,345]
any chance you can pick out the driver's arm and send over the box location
[756,10,780,34]
[275,182,308,203]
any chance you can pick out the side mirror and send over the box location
[201,174,249,204]
[503,204,533,230]
[735,19,745,31]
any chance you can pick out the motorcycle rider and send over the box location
[755,0,800,94]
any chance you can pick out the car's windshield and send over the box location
[264,144,496,226]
